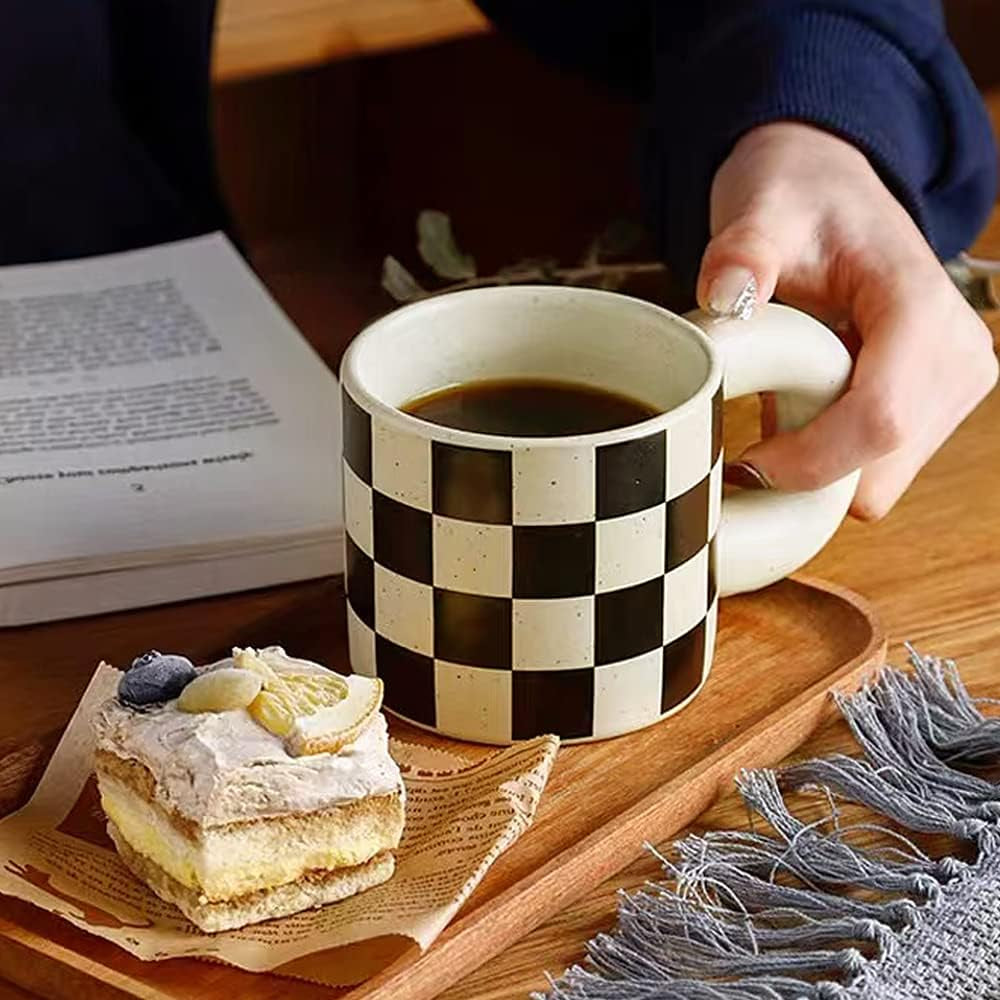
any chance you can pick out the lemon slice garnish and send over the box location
[234,647,377,755]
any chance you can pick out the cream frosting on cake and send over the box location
[94,676,400,827]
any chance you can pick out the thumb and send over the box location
[696,213,798,489]
[699,212,854,498]
[696,218,785,319]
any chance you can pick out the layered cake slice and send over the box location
[93,646,404,932]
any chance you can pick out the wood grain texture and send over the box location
[213,0,488,80]
[208,0,997,83]
[0,578,881,1000]
[0,981,36,1000]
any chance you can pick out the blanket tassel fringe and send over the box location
[539,646,1000,1000]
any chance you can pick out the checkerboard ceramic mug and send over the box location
[340,286,859,744]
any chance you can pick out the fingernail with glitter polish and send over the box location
[707,268,757,320]
[724,460,773,490]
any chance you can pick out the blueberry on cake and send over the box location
[93,647,404,932]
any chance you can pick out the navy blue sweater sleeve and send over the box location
[0,0,225,265]
[477,1,997,289]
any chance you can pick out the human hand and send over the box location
[698,122,998,519]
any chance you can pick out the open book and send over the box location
[0,234,343,626]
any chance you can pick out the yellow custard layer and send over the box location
[98,775,404,902]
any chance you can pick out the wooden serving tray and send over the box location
[0,574,884,1000]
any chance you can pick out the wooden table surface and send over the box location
[213,0,487,81]
[208,1,1000,87]
[3,103,1000,1000]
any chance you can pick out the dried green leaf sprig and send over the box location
[383,210,998,315]
[944,253,1000,311]
[382,210,666,304]
[381,255,427,302]
[416,210,476,280]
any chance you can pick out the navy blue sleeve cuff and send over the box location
[645,5,998,288]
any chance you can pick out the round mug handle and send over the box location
[686,303,860,596]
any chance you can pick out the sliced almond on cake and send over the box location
[234,647,380,756]
[177,668,262,713]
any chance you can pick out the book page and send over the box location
[0,234,342,582]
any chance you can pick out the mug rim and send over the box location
[339,285,723,450]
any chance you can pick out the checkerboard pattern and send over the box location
[343,384,723,743]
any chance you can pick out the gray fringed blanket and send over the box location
[541,648,1000,1000]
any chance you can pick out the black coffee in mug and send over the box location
[402,377,659,436]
